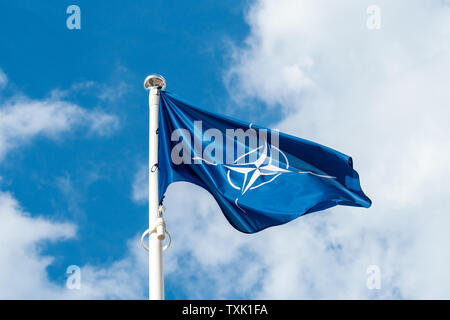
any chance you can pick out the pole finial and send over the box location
[144,74,166,90]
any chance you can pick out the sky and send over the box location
[0,0,449,299]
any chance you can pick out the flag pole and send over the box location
[144,74,166,300]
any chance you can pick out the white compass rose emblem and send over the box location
[192,138,336,214]
[225,143,291,195]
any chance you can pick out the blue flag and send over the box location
[158,92,371,233]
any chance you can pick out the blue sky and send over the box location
[0,0,253,299]
[1,0,450,299]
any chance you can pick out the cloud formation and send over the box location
[0,96,119,160]
[0,68,7,89]
[223,0,450,299]
[0,190,76,299]
[0,69,146,299]
[131,0,450,299]
[132,164,149,204]
[0,190,147,299]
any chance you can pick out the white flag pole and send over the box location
[143,74,167,300]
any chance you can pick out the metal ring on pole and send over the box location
[141,228,172,252]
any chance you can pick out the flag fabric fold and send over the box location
[157,91,371,233]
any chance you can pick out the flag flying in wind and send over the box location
[157,91,371,233]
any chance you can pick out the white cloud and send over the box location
[0,82,120,161]
[132,164,149,204]
[222,0,450,299]
[0,190,147,299]
[50,79,130,103]
[132,0,450,299]
[0,190,76,299]
[0,68,7,89]
[61,236,148,300]
[0,69,144,299]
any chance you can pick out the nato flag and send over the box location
[158,92,371,233]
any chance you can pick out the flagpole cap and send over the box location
[144,74,166,90]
